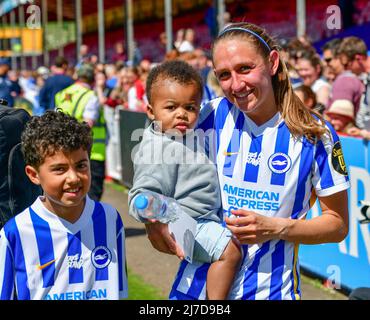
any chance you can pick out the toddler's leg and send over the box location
[206,238,241,300]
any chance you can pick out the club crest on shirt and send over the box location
[268,152,291,174]
[331,141,347,175]
[91,246,112,269]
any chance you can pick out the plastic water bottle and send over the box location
[133,191,180,223]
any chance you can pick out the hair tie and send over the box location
[218,27,271,52]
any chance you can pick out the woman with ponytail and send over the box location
[144,22,350,300]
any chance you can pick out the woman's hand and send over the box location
[226,189,349,245]
[144,222,184,260]
[225,209,285,244]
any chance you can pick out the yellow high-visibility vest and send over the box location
[55,83,106,161]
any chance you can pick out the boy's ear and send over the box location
[25,165,41,185]
[146,104,155,121]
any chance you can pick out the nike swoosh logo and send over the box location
[223,151,239,156]
[36,259,56,270]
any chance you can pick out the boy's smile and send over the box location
[26,148,91,222]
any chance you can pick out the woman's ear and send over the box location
[25,165,41,185]
[146,104,155,121]
[269,50,280,76]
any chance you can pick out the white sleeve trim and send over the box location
[315,181,350,197]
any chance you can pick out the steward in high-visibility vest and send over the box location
[55,63,106,201]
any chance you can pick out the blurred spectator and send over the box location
[95,62,105,74]
[138,59,152,94]
[164,49,180,61]
[338,36,368,77]
[111,42,126,64]
[90,54,99,66]
[36,66,50,80]
[324,100,356,134]
[286,38,314,88]
[321,38,344,83]
[0,58,20,107]
[296,51,331,107]
[338,37,369,133]
[95,70,121,181]
[105,64,118,89]
[294,84,325,114]
[158,32,175,62]
[297,34,313,49]
[178,28,195,53]
[75,44,90,69]
[174,28,185,51]
[328,37,366,123]
[287,38,315,68]
[126,67,146,112]
[194,48,212,84]
[108,67,131,109]
[95,71,112,107]
[19,70,44,115]
[132,41,143,67]
[38,56,74,113]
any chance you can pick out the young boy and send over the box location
[128,60,241,300]
[0,111,128,300]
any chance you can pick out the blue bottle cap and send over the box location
[134,194,149,210]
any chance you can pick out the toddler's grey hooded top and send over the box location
[128,123,222,223]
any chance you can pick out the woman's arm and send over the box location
[226,190,348,245]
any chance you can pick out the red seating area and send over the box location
[47,0,370,66]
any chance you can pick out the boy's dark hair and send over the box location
[21,110,93,169]
[146,60,203,105]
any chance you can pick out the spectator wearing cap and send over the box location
[324,99,356,134]
[0,58,20,107]
[38,56,74,114]
[55,63,107,202]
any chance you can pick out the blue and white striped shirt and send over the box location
[0,196,128,300]
[170,97,350,300]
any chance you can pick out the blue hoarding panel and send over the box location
[300,136,370,291]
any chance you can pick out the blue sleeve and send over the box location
[0,229,15,300]
[116,213,128,299]
[312,121,350,197]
